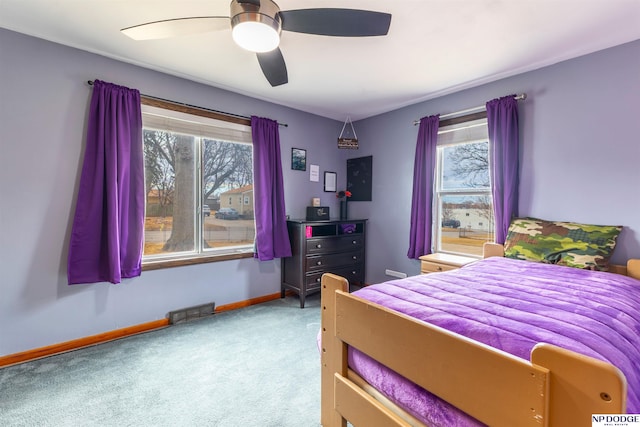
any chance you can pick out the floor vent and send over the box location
[168,302,216,325]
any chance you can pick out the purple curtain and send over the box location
[407,115,440,259]
[251,116,292,261]
[486,95,520,244]
[68,80,144,284]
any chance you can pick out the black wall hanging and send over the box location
[346,155,372,201]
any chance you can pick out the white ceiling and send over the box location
[1,0,639,121]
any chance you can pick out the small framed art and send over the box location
[291,148,307,171]
[324,171,337,192]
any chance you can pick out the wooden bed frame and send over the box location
[320,250,640,427]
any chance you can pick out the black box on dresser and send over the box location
[281,219,366,308]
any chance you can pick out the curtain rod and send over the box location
[412,93,526,126]
[87,80,288,128]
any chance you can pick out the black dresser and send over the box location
[281,219,366,308]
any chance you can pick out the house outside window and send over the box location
[434,118,494,257]
[219,186,254,219]
[141,103,255,263]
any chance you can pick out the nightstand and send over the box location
[419,253,476,274]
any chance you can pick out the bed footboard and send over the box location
[320,273,627,427]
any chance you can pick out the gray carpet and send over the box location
[0,294,322,427]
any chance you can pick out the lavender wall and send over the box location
[354,39,640,284]
[0,29,343,356]
[1,28,638,357]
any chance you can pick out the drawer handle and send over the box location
[317,261,322,266]
[352,256,357,260]
[352,240,357,244]
[437,266,443,271]
[316,277,321,282]
[316,244,322,249]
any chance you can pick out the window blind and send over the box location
[437,118,488,146]
[142,105,252,144]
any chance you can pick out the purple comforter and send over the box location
[350,257,640,426]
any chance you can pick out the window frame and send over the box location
[433,117,494,258]
[140,97,255,271]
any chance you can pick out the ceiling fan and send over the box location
[121,0,392,87]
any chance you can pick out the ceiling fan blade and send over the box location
[121,17,229,40]
[280,9,391,37]
[256,48,288,87]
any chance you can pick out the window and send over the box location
[434,118,494,257]
[141,102,255,264]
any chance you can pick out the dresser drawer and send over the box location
[305,272,324,290]
[420,261,458,274]
[306,250,364,271]
[305,263,365,289]
[333,264,365,284]
[306,235,364,254]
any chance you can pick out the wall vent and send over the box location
[168,302,216,325]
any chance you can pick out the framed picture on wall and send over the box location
[291,148,307,171]
[324,171,337,192]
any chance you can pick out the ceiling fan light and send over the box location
[232,21,280,52]
[230,0,282,53]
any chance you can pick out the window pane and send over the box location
[143,130,197,257]
[440,141,490,190]
[435,118,493,257]
[202,139,254,251]
[438,194,494,256]
[141,103,254,263]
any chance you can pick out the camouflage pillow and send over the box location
[504,217,622,271]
